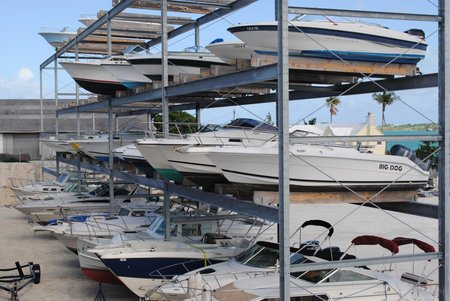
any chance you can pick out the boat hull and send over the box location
[101,256,223,297]
[228,21,427,64]
[127,52,228,80]
[60,61,126,95]
[200,143,429,192]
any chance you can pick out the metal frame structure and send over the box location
[39,1,449,300]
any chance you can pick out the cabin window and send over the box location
[326,270,375,282]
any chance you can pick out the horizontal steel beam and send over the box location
[291,252,442,272]
[290,134,441,144]
[191,73,438,109]
[289,7,440,22]
[57,156,279,222]
[40,0,136,69]
[359,202,438,219]
[144,0,256,48]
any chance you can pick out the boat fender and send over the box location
[201,282,211,301]
[187,272,203,298]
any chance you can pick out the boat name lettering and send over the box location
[246,26,259,31]
[379,164,402,171]
[296,149,306,153]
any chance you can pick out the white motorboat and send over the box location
[60,56,151,95]
[10,170,76,197]
[59,60,126,96]
[90,215,276,297]
[40,137,77,154]
[113,144,155,176]
[135,118,277,185]
[35,204,160,253]
[14,184,147,224]
[100,59,152,89]
[155,236,436,301]
[69,132,144,162]
[126,46,229,81]
[183,142,430,192]
[77,211,227,285]
[205,39,257,64]
[38,27,76,49]
[228,20,427,64]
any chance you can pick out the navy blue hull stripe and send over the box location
[101,257,224,279]
[228,25,427,51]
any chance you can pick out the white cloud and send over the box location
[0,68,40,99]
[17,68,34,81]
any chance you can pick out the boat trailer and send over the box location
[0,262,40,301]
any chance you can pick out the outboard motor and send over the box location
[404,28,426,40]
[390,144,430,171]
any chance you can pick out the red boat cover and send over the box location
[352,235,399,254]
[392,237,436,253]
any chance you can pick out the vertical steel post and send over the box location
[108,99,114,215]
[75,45,80,137]
[77,152,81,193]
[195,25,200,48]
[40,69,44,133]
[161,0,171,241]
[54,59,59,139]
[196,103,201,128]
[161,0,169,138]
[107,13,112,57]
[438,0,450,299]
[276,0,290,299]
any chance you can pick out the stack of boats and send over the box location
[33,15,436,300]
[48,18,427,96]
[43,117,431,193]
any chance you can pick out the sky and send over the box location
[0,0,441,127]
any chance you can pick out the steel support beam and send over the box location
[40,0,136,69]
[144,0,256,49]
[290,134,441,144]
[57,157,279,222]
[358,202,438,219]
[288,7,440,22]
[438,0,450,299]
[291,252,442,273]
[277,0,290,298]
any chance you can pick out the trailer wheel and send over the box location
[32,264,41,284]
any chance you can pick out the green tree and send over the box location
[415,141,439,170]
[372,91,400,130]
[152,111,197,135]
[325,96,341,124]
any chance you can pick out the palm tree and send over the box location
[325,96,341,124]
[372,91,400,130]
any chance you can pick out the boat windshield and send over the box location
[223,118,277,133]
[197,124,222,133]
[297,268,375,284]
[55,172,71,184]
[184,46,210,53]
[235,241,310,268]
